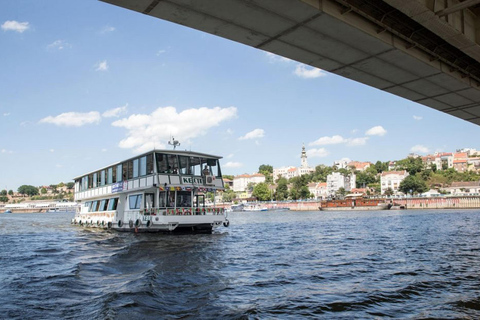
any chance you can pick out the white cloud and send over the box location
[266,52,292,63]
[365,125,387,136]
[39,111,101,127]
[111,106,237,153]
[100,26,115,34]
[156,49,166,56]
[1,149,13,154]
[413,115,423,121]
[223,161,243,168]
[47,40,71,50]
[95,60,108,71]
[239,129,265,140]
[1,20,30,33]
[226,153,234,159]
[307,148,330,158]
[309,135,346,146]
[102,104,128,118]
[49,149,55,153]
[294,64,327,79]
[347,137,369,146]
[101,148,107,152]
[411,145,430,154]
[3,113,10,116]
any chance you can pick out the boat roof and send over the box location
[73,149,223,180]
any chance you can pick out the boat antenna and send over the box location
[168,136,181,150]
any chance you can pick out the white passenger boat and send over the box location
[71,148,229,233]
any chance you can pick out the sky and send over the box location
[2,0,480,191]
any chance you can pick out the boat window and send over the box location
[99,199,107,211]
[178,156,189,175]
[176,191,192,207]
[85,201,91,209]
[133,159,139,178]
[101,170,106,186]
[97,172,101,187]
[89,201,97,212]
[190,157,201,176]
[167,191,175,207]
[129,194,142,210]
[146,153,153,174]
[167,154,179,174]
[107,167,113,184]
[140,156,147,176]
[156,153,168,173]
[107,198,119,211]
[93,173,97,188]
[124,161,132,180]
[88,174,93,189]
[159,191,166,208]
[116,164,122,182]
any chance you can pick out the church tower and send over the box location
[301,144,308,168]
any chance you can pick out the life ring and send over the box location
[107,222,112,229]
[102,221,106,227]
[146,220,152,228]
[97,221,101,226]
[129,220,134,228]
[223,220,230,227]
[135,219,141,227]
[118,220,123,228]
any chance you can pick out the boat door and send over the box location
[194,194,205,215]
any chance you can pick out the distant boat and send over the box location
[319,198,391,211]
[4,209,12,213]
[243,204,268,212]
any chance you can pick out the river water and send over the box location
[1,209,480,319]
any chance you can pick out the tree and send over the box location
[8,190,13,195]
[396,157,424,176]
[259,165,273,184]
[384,188,394,196]
[275,177,289,200]
[0,190,6,196]
[222,189,236,202]
[399,175,428,195]
[374,161,388,173]
[356,171,377,188]
[299,186,311,199]
[0,196,8,203]
[336,187,347,198]
[17,185,39,197]
[252,182,271,201]
[66,182,75,189]
[41,188,47,195]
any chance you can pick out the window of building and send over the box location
[101,170,106,186]
[129,194,142,210]
[93,173,97,188]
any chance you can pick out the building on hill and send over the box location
[347,161,372,172]
[326,172,356,196]
[233,173,265,192]
[446,181,480,195]
[380,170,409,195]
[273,144,314,180]
[308,182,328,200]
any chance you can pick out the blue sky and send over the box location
[2,0,480,191]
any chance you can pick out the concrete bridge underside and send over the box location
[101,0,480,126]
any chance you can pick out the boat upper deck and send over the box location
[73,149,224,201]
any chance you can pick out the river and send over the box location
[1,209,480,319]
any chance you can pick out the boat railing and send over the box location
[128,207,225,217]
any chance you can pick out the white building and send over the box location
[273,145,314,180]
[333,158,350,169]
[308,182,328,199]
[326,172,356,195]
[233,173,265,192]
[380,170,409,194]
